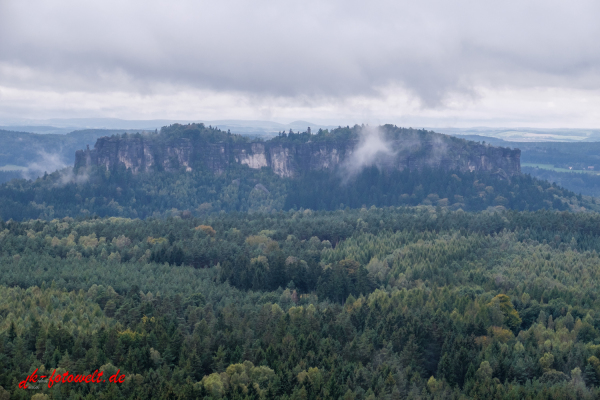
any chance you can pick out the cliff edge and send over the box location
[75,123,520,178]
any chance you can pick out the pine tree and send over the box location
[7,322,16,342]
[584,363,599,387]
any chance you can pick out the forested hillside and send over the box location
[522,167,600,198]
[0,124,588,220]
[3,208,600,398]
[517,142,600,171]
[0,162,583,221]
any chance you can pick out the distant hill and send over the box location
[435,127,600,142]
[0,125,79,135]
[0,117,338,138]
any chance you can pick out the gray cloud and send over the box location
[1,1,600,112]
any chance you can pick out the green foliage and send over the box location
[4,208,600,398]
[0,163,289,220]
[159,122,248,144]
[518,141,600,170]
[524,166,600,197]
[0,162,582,222]
[285,166,576,213]
[491,294,522,332]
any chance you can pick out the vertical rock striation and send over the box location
[75,125,520,178]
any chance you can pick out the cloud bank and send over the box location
[1,1,600,126]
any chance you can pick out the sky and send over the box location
[1,0,600,128]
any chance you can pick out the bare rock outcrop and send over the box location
[75,124,520,178]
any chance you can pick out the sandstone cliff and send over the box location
[74,124,520,178]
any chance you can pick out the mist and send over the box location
[23,151,90,186]
[24,151,67,179]
[342,126,397,179]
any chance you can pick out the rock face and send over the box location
[75,127,521,178]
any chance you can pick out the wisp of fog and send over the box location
[23,151,90,186]
[342,126,396,180]
[24,151,67,180]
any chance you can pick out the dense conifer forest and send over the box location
[522,167,600,198]
[0,163,581,221]
[3,208,600,398]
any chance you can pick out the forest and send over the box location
[3,208,600,398]
[522,167,600,198]
[2,125,600,399]
[0,163,583,221]
[516,142,600,171]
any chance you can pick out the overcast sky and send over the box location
[1,0,600,127]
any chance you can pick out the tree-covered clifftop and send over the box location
[0,123,579,221]
[75,123,521,178]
